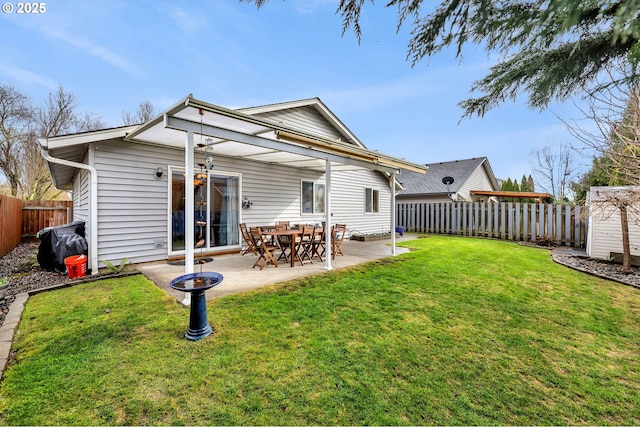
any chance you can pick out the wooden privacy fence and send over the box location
[21,200,73,237]
[397,201,587,248]
[0,195,73,258]
[0,195,23,259]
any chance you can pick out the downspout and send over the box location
[40,144,99,275]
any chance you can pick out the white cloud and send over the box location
[316,74,443,113]
[3,8,144,78]
[168,7,208,35]
[0,64,58,90]
[39,27,145,78]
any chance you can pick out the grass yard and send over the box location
[0,236,639,425]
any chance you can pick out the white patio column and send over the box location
[324,158,332,269]
[183,130,195,305]
[390,172,396,256]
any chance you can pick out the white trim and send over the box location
[364,187,380,214]
[300,179,326,215]
[168,165,242,257]
[40,126,138,149]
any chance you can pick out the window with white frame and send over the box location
[365,187,379,213]
[301,180,325,214]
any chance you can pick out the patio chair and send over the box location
[332,224,346,259]
[310,226,326,261]
[294,225,315,265]
[239,223,258,256]
[250,227,280,270]
[275,223,292,262]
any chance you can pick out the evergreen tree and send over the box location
[247,0,640,117]
[501,178,514,192]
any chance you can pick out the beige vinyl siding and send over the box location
[254,107,346,141]
[457,163,495,201]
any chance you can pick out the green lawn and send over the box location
[0,236,639,425]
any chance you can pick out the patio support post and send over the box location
[324,158,333,269]
[183,130,195,306]
[391,172,396,256]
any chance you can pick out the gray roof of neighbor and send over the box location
[398,157,490,196]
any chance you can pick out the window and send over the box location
[301,180,325,214]
[365,188,379,213]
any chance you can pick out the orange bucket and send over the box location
[64,255,87,279]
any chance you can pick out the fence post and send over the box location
[522,203,529,242]
[514,202,521,241]
[555,205,562,245]
[395,201,584,247]
[574,205,583,248]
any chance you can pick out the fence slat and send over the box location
[396,201,586,248]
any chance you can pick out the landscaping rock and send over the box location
[553,253,640,289]
[0,242,69,327]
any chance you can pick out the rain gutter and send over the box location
[40,143,99,275]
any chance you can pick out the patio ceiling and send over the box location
[125,95,427,175]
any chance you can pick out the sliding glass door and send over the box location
[170,168,240,254]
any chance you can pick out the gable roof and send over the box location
[398,157,498,196]
[238,98,365,149]
[41,95,426,188]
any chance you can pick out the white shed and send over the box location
[586,186,640,261]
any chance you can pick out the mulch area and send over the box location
[0,242,70,327]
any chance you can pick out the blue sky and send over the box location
[1,0,588,182]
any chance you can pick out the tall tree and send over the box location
[564,70,640,270]
[122,100,157,125]
[0,84,105,199]
[565,69,640,187]
[245,0,640,117]
[531,143,576,201]
[23,86,106,200]
[501,177,513,192]
[0,84,32,196]
[571,156,614,203]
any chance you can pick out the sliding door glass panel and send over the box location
[171,170,186,251]
[171,169,240,253]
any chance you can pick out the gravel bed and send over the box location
[0,241,70,327]
[553,253,640,289]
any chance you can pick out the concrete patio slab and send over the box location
[138,236,417,302]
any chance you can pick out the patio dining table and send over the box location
[267,228,303,267]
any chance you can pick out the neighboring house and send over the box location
[397,157,500,203]
[39,95,426,273]
[586,186,640,262]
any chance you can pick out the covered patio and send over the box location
[126,95,426,280]
[138,234,417,302]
